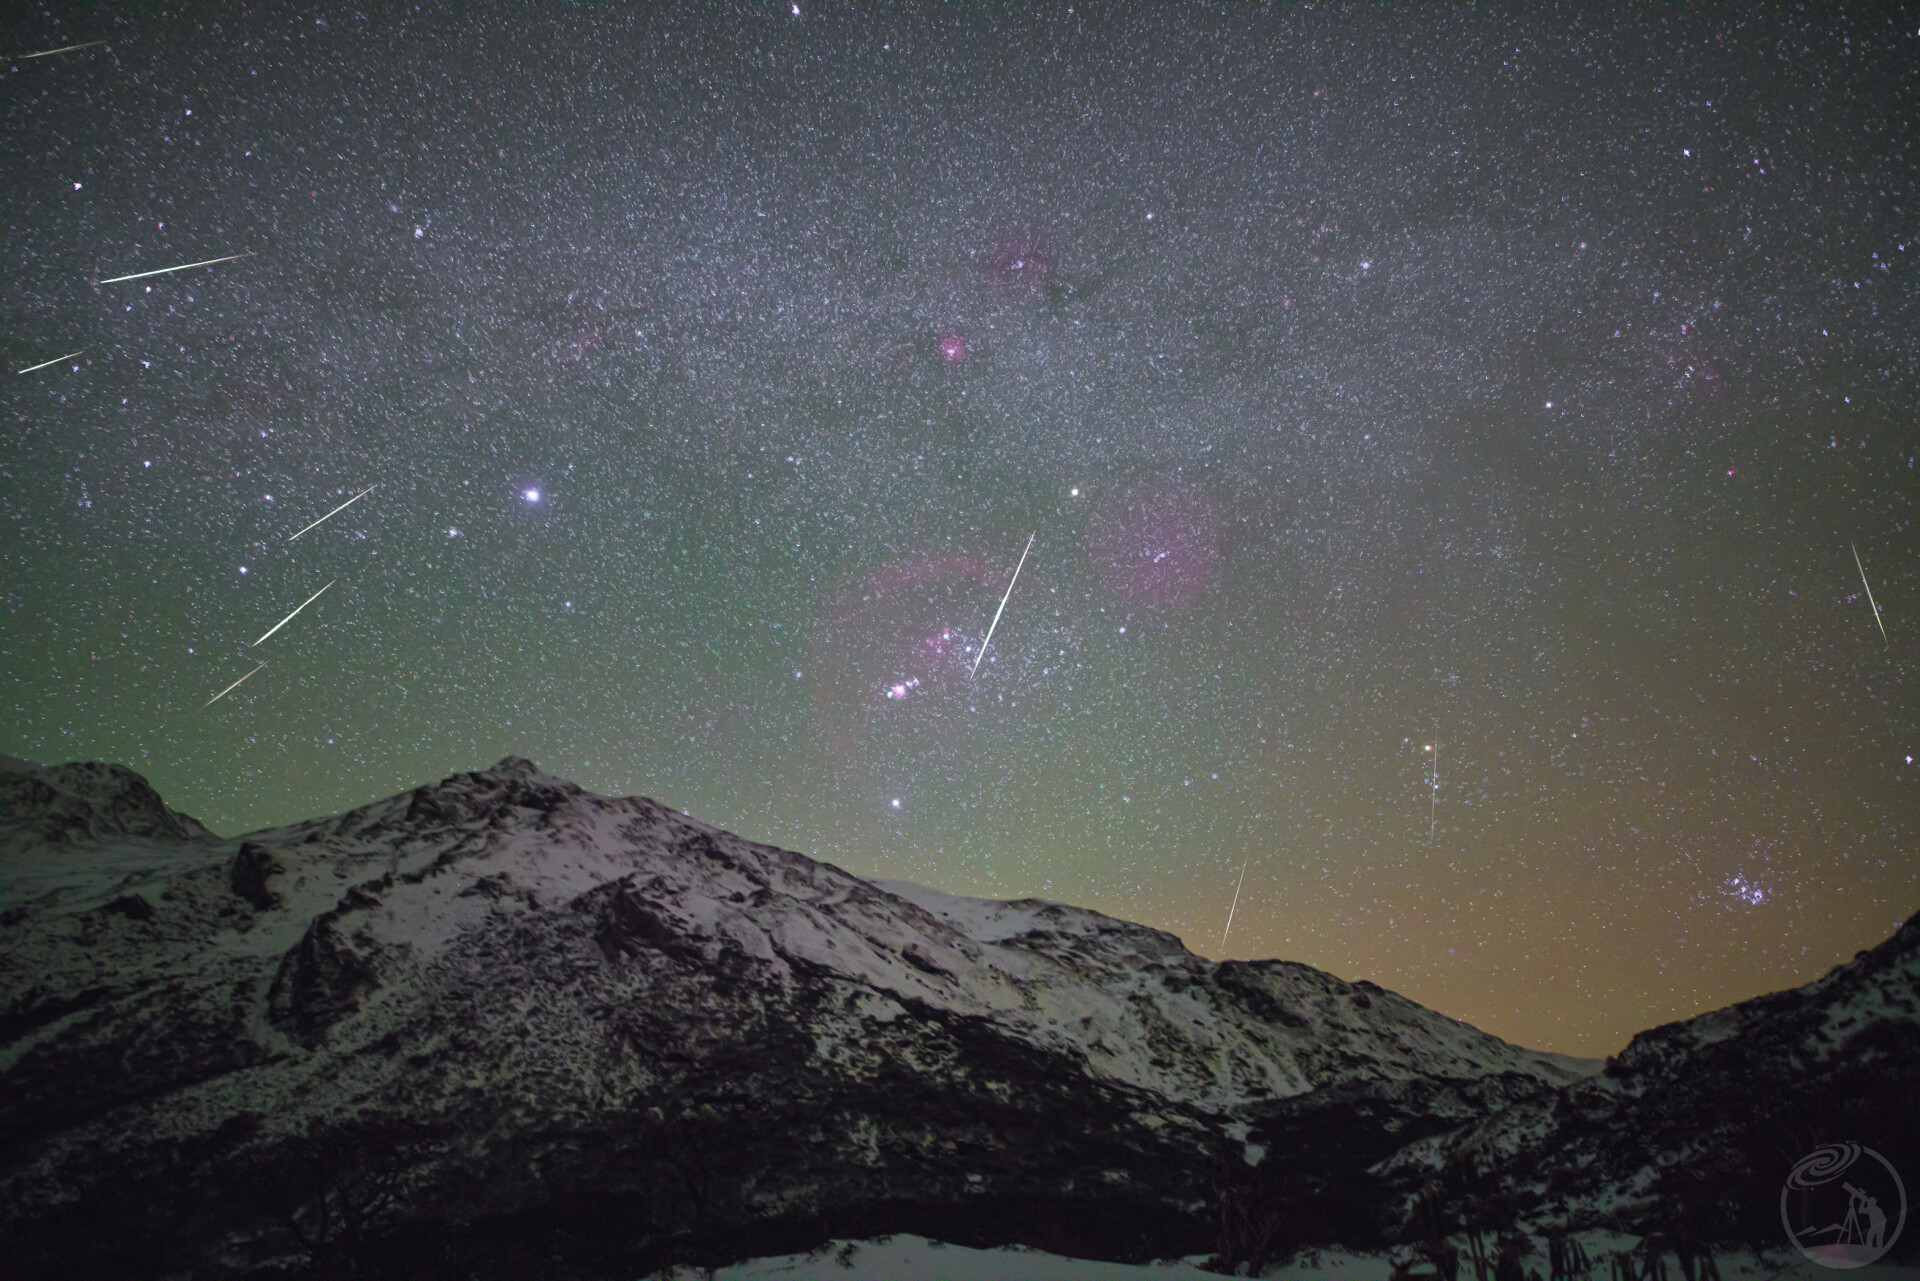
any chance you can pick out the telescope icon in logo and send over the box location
[1781,1143,1907,1269]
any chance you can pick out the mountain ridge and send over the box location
[1,756,1911,1278]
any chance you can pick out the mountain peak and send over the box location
[480,754,559,782]
[0,755,219,849]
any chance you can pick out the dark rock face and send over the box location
[0,757,1911,1278]
[230,843,288,911]
[267,912,387,1046]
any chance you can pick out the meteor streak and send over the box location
[1427,742,1439,845]
[204,661,267,708]
[1220,859,1250,952]
[1851,542,1889,648]
[287,485,376,541]
[18,40,107,58]
[15,349,85,374]
[971,533,1035,677]
[95,251,254,285]
[252,580,334,646]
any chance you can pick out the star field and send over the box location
[3,2,1913,1055]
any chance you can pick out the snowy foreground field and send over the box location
[644,1234,1920,1281]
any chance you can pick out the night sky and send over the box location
[4,3,1914,1057]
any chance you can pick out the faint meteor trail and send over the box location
[287,485,375,541]
[204,661,267,708]
[1426,743,1439,845]
[18,40,107,58]
[95,251,254,285]
[970,533,1035,677]
[252,580,334,646]
[15,349,85,374]
[1220,859,1250,952]
[1851,542,1889,648]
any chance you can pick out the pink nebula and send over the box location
[1086,476,1223,610]
[982,222,1054,292]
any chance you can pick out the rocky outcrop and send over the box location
[229,843,288,911]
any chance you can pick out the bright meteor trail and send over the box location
[15,350,85,375]
[252,580,334,647]
[971,533,1035,678]
[1220,859,1250,952]
[17,40,107,59]
[203,661,267,708]
[1851,542,1889,648]
[94,251,254,285]
[287,485,376,541]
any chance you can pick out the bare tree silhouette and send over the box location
[1206,1153,1288,1274]
[242,1124,428,1273]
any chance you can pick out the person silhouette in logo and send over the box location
[1847,1183,1888,1250]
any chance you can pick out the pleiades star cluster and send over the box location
[3,3,1912,1056]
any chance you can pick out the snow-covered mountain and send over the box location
[1,756,1911,1278]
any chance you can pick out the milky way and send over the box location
[3,3,1912,1054]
